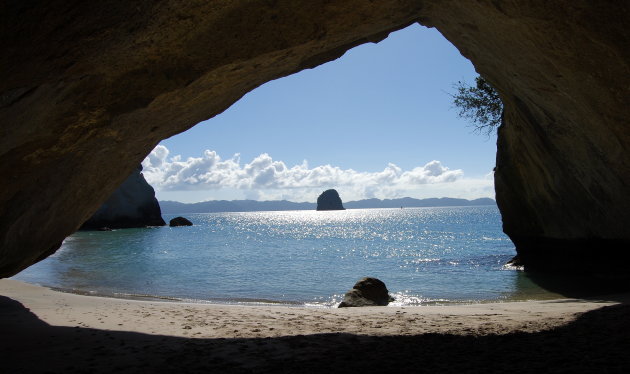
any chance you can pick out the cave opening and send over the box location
[149,23,496,204]
[5,1,627,298]
[3,5,630,370]
[12,24,554,307]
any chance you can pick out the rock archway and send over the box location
[1,1,628,277]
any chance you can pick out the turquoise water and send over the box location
[14,206,559,306]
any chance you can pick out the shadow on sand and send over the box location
[2,295,630,374]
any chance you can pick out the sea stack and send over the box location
[81,165,166,230]
[316,189,345,211]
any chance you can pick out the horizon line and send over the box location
[159,196,496,205]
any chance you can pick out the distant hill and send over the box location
[159,199,315,214]
[159,197,495,214]
[344,197,495,209]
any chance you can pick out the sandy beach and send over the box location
[2,278,630,373]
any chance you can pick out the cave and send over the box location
[1,1,629,279]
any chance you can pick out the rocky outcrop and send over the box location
[1,2,629,277]
[169,217,193,227]
[81,166,165,230]
[338,277,394,308]
[316,189,345,211]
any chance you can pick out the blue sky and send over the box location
[143,24,496,203]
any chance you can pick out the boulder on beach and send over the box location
[169,216,193,227]
[338,277,394,308]
[316,189,345,211]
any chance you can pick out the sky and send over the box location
[142,24,497,203]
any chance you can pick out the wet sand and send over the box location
[2,278,630,373]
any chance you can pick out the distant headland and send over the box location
[159,197,496,214]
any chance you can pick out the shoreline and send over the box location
[10,277,566,308]
[3,278,630,373]
[44,284,320,307]
[3,277,629,336]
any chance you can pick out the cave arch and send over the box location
[1,1,628,277]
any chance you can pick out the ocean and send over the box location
[13,206,560,306]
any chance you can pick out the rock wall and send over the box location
[1,1,628,277]
[80,166,165,230]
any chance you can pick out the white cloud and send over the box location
[142,145,491,202]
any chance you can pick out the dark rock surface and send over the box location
[81,166,165,230]
[1,2,629,277]
[169,217,193,227]
[338,277,393,308]
[316,189,345,211]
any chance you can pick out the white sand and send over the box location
[2,278,629,373]
[0,279,614,337]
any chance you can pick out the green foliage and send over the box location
[451,76,503,135]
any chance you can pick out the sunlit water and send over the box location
[14,206,561,307]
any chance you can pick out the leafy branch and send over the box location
[451,76,503,136]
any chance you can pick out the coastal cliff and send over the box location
[81,166,165,230]
[1,1,628,277]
